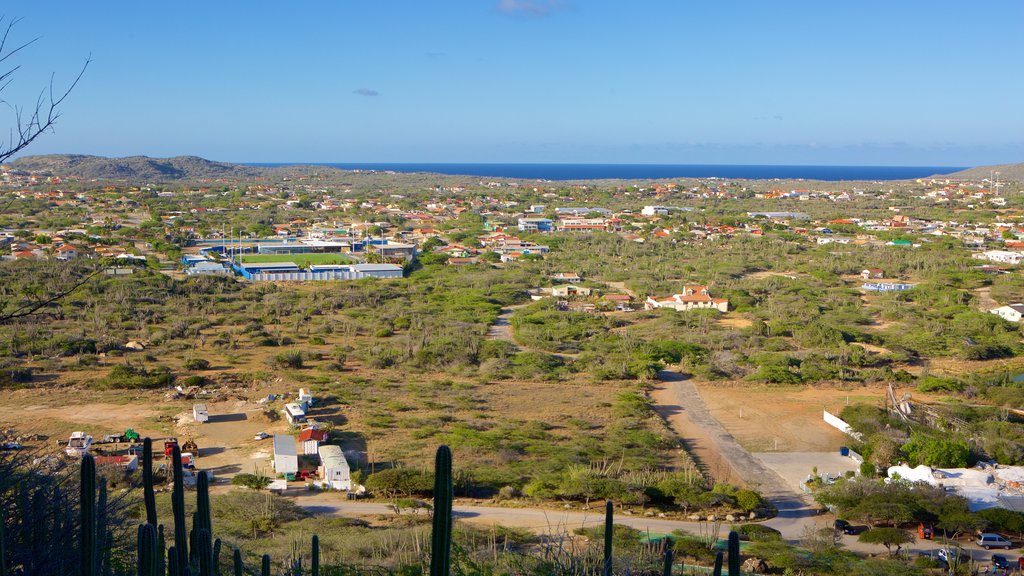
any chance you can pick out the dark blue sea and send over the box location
[250,163,966,182]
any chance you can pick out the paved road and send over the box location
[293,493,1003,562]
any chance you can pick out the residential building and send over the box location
[991,304,1024,323]
[318,445,352,490]
[551,285,592,298]
[54,244,79,260]
[299,428,328,455]
[518,218,554,232]
[973,250,1024,265]
[273,435,298,476]
[645,285,728,312]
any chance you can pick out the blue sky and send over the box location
[2,1,1022,166]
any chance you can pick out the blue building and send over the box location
[518,218,554,232]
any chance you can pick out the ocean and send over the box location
[250,162,966,182]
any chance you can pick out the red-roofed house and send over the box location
[55,244,79,260]
[644,285,728,312]
[298,428,328,455]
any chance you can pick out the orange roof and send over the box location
[298,429,328,442]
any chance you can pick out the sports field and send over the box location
[238,253,352,265]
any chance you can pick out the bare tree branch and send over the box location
[0,266,102,324]
[0,15,90,165]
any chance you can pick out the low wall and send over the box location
[823,410,864,441]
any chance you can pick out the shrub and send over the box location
[916,376,963,393]
[97,364,174,389]
[734,489,765,512]
[734,524,782,541]
[183,358,211,370]
[272,350,304,369]
[231,473,271,489]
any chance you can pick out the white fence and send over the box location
[823,410,864,441]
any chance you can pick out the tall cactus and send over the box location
[81,455,98,576]
[98,479,109,576]
[260,554,270,576]
[213,538,222,576]
[727,531,740,576]
[311,535,320,576]
[661,544,673,576]
[197,529,213,576]
[158,525,166,576]
[196,472,213,541]
[171,444,189,572]
[143,438,158,527]
[167,546,179,576]
[711,549,723,576]
[1,504,7,576]
[429,445,453,576]
[138,524,159,576]
[233,549,242,576]
[602,500,613,576]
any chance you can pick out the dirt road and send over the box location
[650,371,815,523]
[487,308,519,345]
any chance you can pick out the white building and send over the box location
[641,206,669,216]
[283,403,306,426]
[973,250,1024,265]
[192,404,209,423]
[990,304,1024,323]
[645,285,728,312]
[318,445,351,490]
[273,434,298,476]
[186,261,231,275]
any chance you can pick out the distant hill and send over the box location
[943,162,1024,183]
[5,154,270,181]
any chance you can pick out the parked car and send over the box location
[992,554,1011,569]
[978,533,1013,550]
[254,432,270,440]
[0,441,22,450]
[833,519,861,535]
[937,548,965,568]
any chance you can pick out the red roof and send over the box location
[298,429,328,442]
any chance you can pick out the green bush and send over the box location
[183,358,211,370]
[231,473,271,489]
[97,364,174,389]
[734,523,781,541]
[272,350,304,369]
[734,489,765,512]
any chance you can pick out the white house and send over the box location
[973,250,1024,265]
[283,403,306,426]
[318,445,351,490]
[273,434,298,476]
[55,244,79,260]
[645,285,728,312]
[990,304,1024,323]
[641,206,670,216]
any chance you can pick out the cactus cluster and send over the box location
[3,441,744,575]
[602,497,742,576]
